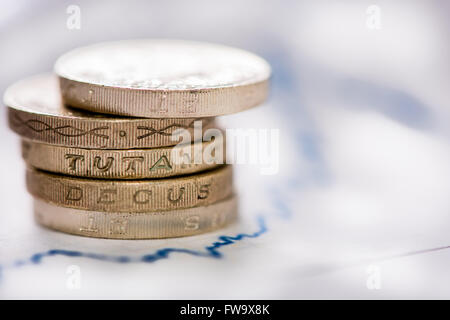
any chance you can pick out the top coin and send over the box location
[55,39,271,118]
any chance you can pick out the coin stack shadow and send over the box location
[4,40,271,239]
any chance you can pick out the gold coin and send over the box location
[27,165,233,212]
[5,74,216,149]
[22,137,225,179]
[33,195,238,239]
[55,40,271,118]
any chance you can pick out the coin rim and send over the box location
[33,194,238,239]
[57,77,269,118]
[21,137,225,179]
[26,165,234,212]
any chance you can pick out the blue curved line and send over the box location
[0,216,267,281]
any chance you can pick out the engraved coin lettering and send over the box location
[149,155,172,172]
[94,156,114,172]
[123,156,144,173]
[97,189,117,204]
[79,216,98,233]
[184,92,199,113]
[155,93,168,113]
[133,190,152,204]
[109,218,128,235]
[184,216,200,231]
[66,186,83,201]
[22,139,224,179]
[167,187,185,204]
[26,166,232,212]
[65,154,85,170]
[197,183,211,200]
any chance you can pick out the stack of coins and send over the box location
[4,40,271,239]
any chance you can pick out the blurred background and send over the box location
[1,0,449,299]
